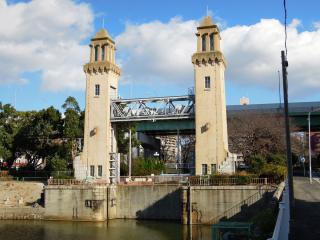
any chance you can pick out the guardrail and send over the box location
[268,182,289,240]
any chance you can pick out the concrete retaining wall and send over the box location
[114,185,181,220]
[181,186,272,224]
[44,185,108,221]
[44,184,274,223]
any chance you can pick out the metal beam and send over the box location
[111,95,194,122]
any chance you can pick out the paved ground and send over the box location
[293,176,320,240]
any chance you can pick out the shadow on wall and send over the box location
[136,189,181,220]
[223,191,275,222]
[215,191,277,239]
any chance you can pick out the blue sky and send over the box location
[1,0,320,112]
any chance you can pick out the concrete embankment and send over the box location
[0,181,275,223]
[44,184,275,224]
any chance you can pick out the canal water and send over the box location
[0,220,212,240]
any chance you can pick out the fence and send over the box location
[0,170,73,182]
[47,178,109,185]
[119,174,190,185]
[188,176,270,186]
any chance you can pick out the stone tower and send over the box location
[192,16,234,175]
[74,28,121,182]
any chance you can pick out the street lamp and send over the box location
[308,108,320,184]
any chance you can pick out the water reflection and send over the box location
[0,220,212,240]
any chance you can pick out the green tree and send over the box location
[62,96,83,163]
[132,157,165,176]
[13,106,63,170]
[116,122,140,154]
[249,155,267,175]
[0,103,30,168]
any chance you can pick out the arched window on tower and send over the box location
[101,45,105,61]
[210,33,214,51]
[94,45,99,62]
[202,34,206,52]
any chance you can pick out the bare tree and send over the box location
[228,111,300,162]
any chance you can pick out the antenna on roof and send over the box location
[206,6,209,16]
[102,17,105,28]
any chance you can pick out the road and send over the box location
[293,176,320,240]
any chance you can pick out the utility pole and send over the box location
[308,112,312,183]
[129,128,132,178]
[281,50,294,237]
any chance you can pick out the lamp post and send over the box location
[308,108,320,184]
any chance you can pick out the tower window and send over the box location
[202,164,208,175]
[94,45,99,61]
[211,164,217,173]
[90,165,95,177]
[98,165,102,177]
[95,84,100,96]
[101,46,105,61]
[202,34,206,51]
[210,33,214,51]
[205,76,211,89]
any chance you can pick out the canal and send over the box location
[0,220,212,240]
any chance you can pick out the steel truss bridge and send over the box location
[111,95,195,122]
[111,97,320,133]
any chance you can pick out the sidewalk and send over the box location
[293,176,320,240]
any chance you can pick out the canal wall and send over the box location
[181,185,272,224]
[44,184,274,223]
[114,185,181,220]
[44,185,109,221]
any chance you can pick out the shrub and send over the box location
[132,157,165,176]
[249,155,267,175]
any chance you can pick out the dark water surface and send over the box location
[0,220,212,240]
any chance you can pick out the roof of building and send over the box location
[93,28,111,40]
[199,16,215,27]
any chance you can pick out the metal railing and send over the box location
[188,176,269,186]
[119,175,190,185]
[46,176,274,186]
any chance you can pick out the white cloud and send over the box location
[116,17,320,97]
[0,0,93,91]
[116,17,197,87]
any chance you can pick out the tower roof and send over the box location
[199,16,215,27]
[92,28,112,40]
